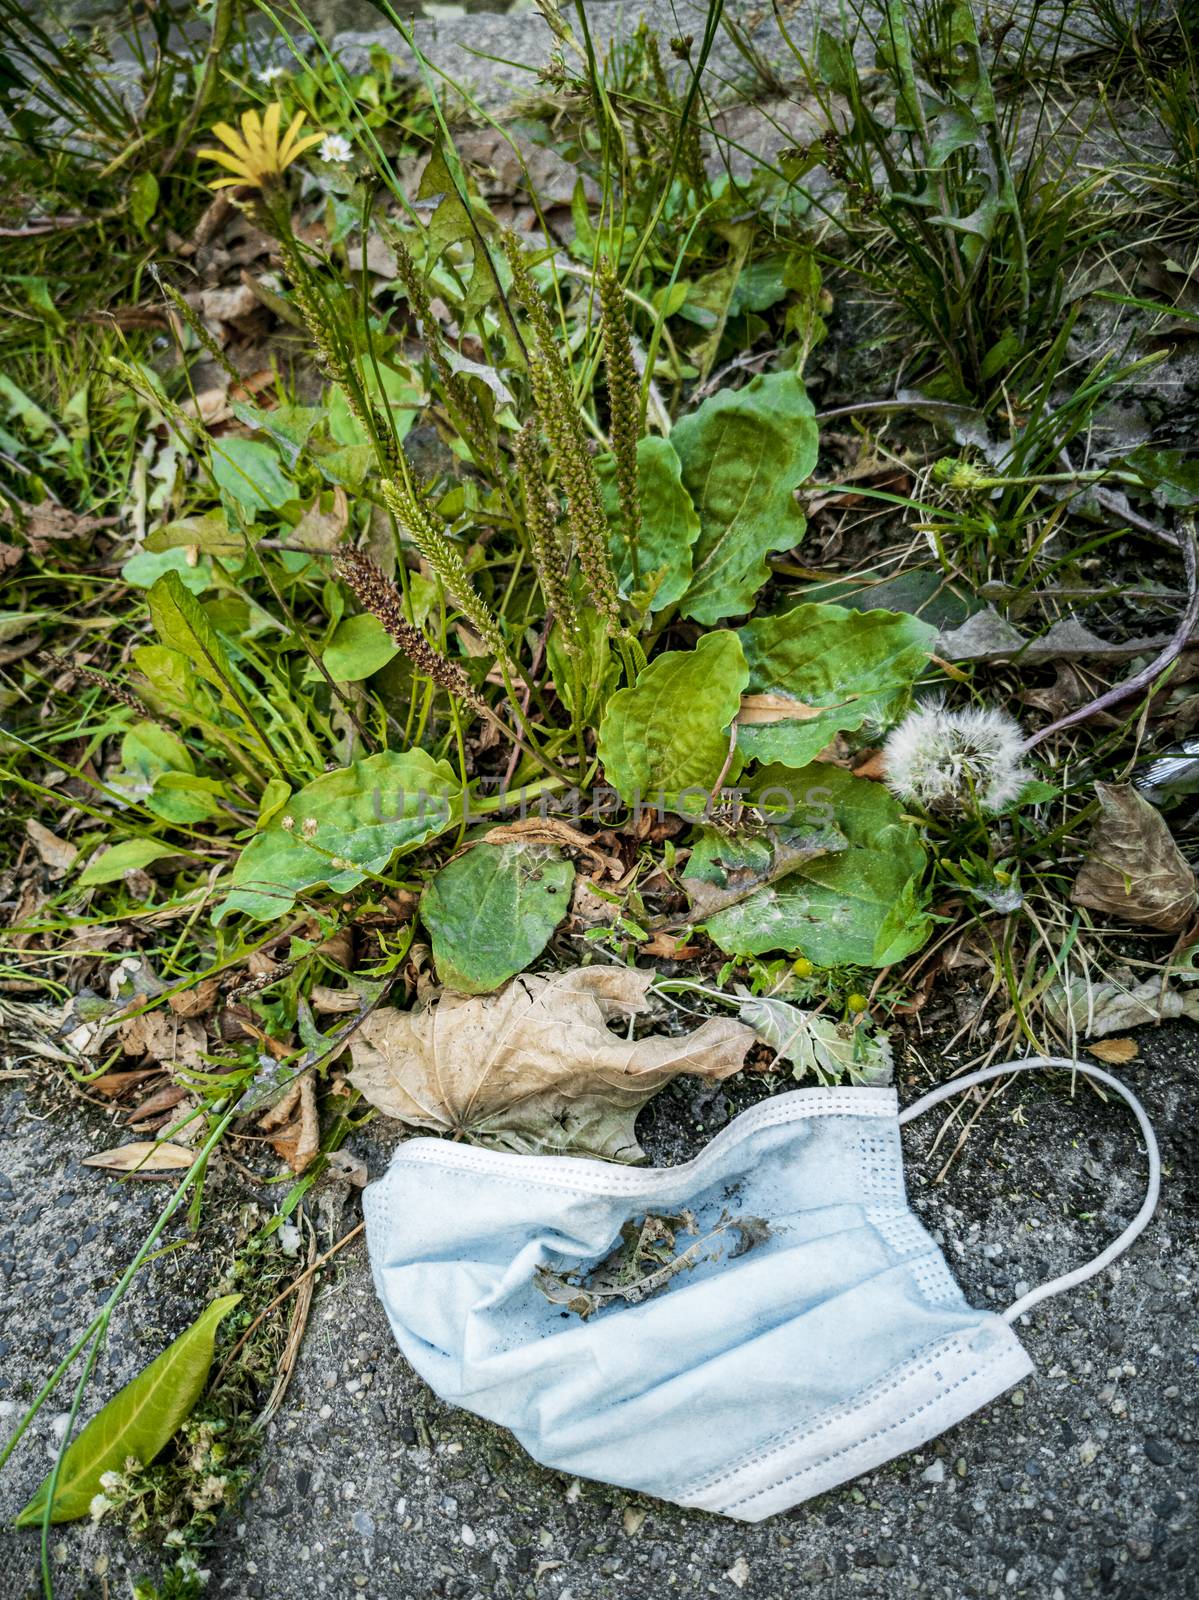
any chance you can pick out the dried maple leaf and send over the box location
[1071,783,1198,933]
[346,966,755,1162]
[167,977,221,1018]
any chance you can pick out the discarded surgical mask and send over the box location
[364,1057,1159,1521]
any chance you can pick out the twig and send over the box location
[254,1213,319,1431]
[1024,521,1199,750]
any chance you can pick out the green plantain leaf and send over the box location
[737,603,936,767]
[322,613,400,682]
[16,1294,241,1526]
[215,748,461,923]
[422,842,574,993]
[691,764,930,966]
[671,370,818,624]
[122,547,215,595]
[599,436,700,611]
[597,631,748,814]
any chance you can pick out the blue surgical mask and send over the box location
[364,1057,1159,1521]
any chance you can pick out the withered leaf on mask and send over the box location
[346,965,755,1162]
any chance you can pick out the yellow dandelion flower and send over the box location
[197,102,325,191]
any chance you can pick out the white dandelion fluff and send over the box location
[883,704,1030,814]
[318,133,353,163]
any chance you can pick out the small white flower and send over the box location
[256,64,288,85]
[89,1492,114,1523]
[318,133,353,164]
[301,816,319,839]
[883,703,1030,815]
[281,815,295,831]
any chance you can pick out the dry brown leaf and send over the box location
[569,878,621,930]
[737,693,827,725]
[290,486,349,551]
[481,817,623,878]
[25,819,78,876]
[326,1147,368,1187]
[83,1141,195,1173]
[167,977,221,1018]
[1086,1038,1139,1065]
[850,749,887,782]
[258,1076,320,1174]
[1071,783,1198,933]
[87,1068,160,1099]
[125,1084,189,1124]
[310,984,364,1013]
[347,965,755,1162]
[180,387,233,426]
[641,932,700,960]
[116,1010,207,1070]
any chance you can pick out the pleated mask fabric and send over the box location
[364,1057,1159,1521]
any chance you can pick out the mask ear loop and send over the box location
[897,1056,1161,1324]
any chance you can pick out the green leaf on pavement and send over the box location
[16,1295,241,1526]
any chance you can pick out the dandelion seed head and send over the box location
[883,703,1029,814]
